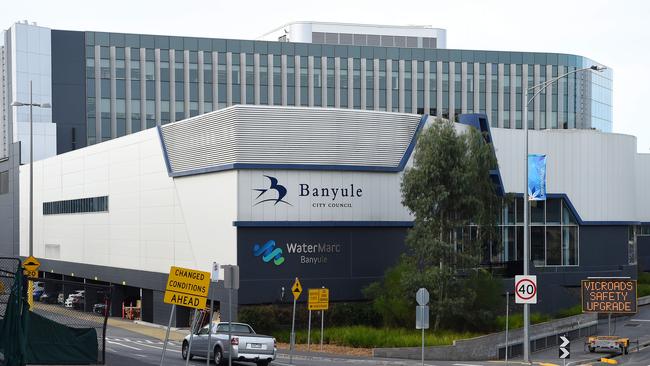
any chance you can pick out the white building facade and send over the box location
[3,106,648,324]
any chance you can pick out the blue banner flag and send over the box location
[528,154,546,201]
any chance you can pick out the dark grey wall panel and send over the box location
[579,226,629,268]
[51,30,86,154]
[237,227,407,304]
[638,236,650,272]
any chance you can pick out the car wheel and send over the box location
[213,346,224,365]
[589,347,595,353]
[181,341,193,360]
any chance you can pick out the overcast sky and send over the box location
[3,0,649,152]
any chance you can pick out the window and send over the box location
[43,196,109,215]
[491,197,579,267]
[0,171,8,195]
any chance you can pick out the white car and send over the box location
[64,290,85,308]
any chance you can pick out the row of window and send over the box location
[86,52,607,143]
[43,196,109,215]
[85,32,599,68]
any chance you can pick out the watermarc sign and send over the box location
[581,278,637,314]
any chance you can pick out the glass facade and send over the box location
[83,32,613,145]
[483,197,580,267]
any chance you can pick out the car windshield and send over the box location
[216,324,253,334]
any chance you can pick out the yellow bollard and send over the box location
[27,280,34,310]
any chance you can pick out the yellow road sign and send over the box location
[163,291,207,310]
[308,288,329,311]
[23,256,40,272]
[23,269,38,278]
[165,266,210,297]
[292,277,302,300]
[163,266,211,309]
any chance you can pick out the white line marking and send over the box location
[630,319,650,322]
[454,364,484,366]
[127,341,181,353]
[107,340,141,351]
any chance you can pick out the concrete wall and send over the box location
[21,128,238,275]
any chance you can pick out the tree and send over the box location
[367,118,502,331]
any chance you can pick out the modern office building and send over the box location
[1,21,56,164]
[1,21,613,163]
[0,106,647,326]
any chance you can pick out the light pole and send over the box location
[521,65,605,363]
[11,80,51,260]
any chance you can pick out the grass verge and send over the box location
[272,325,479,348]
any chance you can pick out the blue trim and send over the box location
[162,114,429,177]
[458,113,505,196]
[156,125,173,175]
[233,221,414,228]
[513,193,640,226]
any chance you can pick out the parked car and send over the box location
[181,322,276,366]
[32,282,45,301]
[64,290,85,308]
[57,293,65,305]
[92,303,108,316]
[39,292,61,304]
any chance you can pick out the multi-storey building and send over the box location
[1,21,612,161]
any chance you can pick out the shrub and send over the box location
[273,326,479,348]
[638,283,650,297]
[638,271,650,285]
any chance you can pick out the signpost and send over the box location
[559,335,570,364]
[514,275,537,304]
[23,255,40,278]
[290,277,302,365]
[223,265,239,366]
[307,287,329,351]
[23,255,40,310]
[415,288,430,366]
[207,262,219,366]
[160,266,211,366]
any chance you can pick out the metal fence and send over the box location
[29,277,112,364]
[0,257,20,321]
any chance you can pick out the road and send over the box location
[104,325,507,366]
[27,301,650,365]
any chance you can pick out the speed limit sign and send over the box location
[514,275,537,304]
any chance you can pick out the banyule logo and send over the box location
[253,240,285,266]
[253,175,291,206]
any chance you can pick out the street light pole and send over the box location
[11,80,51,260]
[29,80,34,258]
[521,65,605,363]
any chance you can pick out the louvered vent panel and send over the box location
[161,106,421,175]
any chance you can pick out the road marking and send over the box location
[128,340,181,353]
[454,364,484,366]
[630,319,650,322]
[107,340,141,351]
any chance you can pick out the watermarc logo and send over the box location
[253,175,292,206]
[253,240,285,266]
